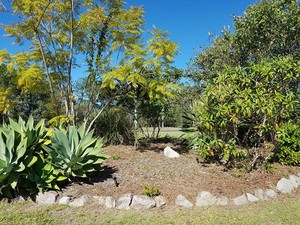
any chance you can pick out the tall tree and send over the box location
[189,0,300,84]
[0,0,178,132]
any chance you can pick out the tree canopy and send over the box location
[0,0,179,131]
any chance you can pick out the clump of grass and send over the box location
[112,153,122,160]
[143,184,161,197]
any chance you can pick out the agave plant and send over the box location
[2,116,48,154]
[0,116,59,198]
[43,126,106,178]
[0,129,37,197]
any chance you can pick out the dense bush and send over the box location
[275,123,300,166]
[183,57,300,164]
[0,116,106,199]
[94,107,134,145]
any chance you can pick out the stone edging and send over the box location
[32,172,300,209]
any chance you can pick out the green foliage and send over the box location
[43,125,106,178]
[0,116,52,197]
[184,56,300,164]
[143,184,161,197]
[0,116,106,199]
[275,123,300,166]
[190,0,300,84]
[111,153,122,160]
[186,0,300,169]
[94,107,134,145]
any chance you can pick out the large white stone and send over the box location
[154,195,167,208]
[246,193,259,203]
[175,195,193,208]
[36,191,58,205]
[130,195,156,209]
[93,196,106,206]
[116,193,132,210]
[289,175,299,188]
[233,194,248,205]
[58,196,70,205]
[264,189,277,199]
[196,191,217,207]
[69,195,90,207]
[277,178,295,194]
[105,196,116,208]
[216,196,229,206]
[254,189,266,200]
[164,146,180,158]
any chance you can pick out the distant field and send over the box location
[138,127,184,138]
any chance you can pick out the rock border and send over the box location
[28,172,300,209]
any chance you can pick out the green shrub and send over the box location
[43,125,107,178]
[275,123,300,166]
[94,107,134,145]
[143,184,161,197]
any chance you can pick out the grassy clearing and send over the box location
[1,192,300,225]
[138,127,184,139]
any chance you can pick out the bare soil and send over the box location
[61,142,300,203]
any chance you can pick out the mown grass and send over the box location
[1,192,300,225]
[138,127,184,138]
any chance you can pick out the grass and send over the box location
[138,127,184,139]
[1,192,300,225]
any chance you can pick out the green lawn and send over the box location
[1,192,300,225]
[138,127,184,138]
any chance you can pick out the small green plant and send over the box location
[112,153,122,160]
[143,184,161,197]
[261,162,277,174]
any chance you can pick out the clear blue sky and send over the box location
[0,0,258,75]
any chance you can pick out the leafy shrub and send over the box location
[143,184,161,197]
[183,57,300,168]
[43,125,107,178]
[94,107,134,145]
[275,123,300,166]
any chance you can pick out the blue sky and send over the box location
[0,0,258,75]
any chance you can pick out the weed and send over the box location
[143,184,161,197]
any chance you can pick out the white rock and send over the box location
[116,193,132,210]
[277,178,295,194]
[175,195,193,208]
[154,195,167,208]
[105,196,116,208]
[58,196,70,205]
[216,196,229,206]
[289,175,299,188]
[196,191,217,207]
[131,195,156,209]
[246,193,259,203]
[93,196,106,206]
[295,175,300,185]
[164,146,180,158]
[69,195,90,207]
[36,191,58,205]
[264,189,277,199]
[233,194,248,205]
[254,189,266,200]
